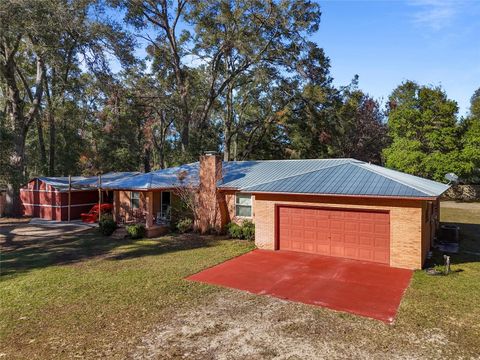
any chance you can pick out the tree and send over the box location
[115,0,321,160]
[384,81,461,181]
[335,88,389,164]
[0,0,134,213]
[459,88,480,183]
[0,0,49,213]
[282,43,341,159]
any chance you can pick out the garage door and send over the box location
[278,206,390,264]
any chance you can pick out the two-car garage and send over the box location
[252,192,439,270]
[277,206,390,265]
[215,158,448,270]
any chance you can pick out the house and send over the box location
[20,172,138,221]
[105,153,449,269]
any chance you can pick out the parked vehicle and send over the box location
[81,203,113,223]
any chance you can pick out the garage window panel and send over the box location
[235,193,252,217]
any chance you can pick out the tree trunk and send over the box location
[2,55,45,215]
[180,119,189,153]
[223,81,233,161]
[144,147,151,172]
[6,129,27,215]
[36,113,47,172]
[48,110,55,175]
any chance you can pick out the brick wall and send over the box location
[253,193,428,269]
[116,190,147,222]
[197,154,227,233]
[221,191,255,225]
[115,189,180,224]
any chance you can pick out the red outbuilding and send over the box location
[20,172,138,221]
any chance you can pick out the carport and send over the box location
[188,249,413,323]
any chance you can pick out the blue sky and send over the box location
[110,0,480,116]
[314,0,480,116]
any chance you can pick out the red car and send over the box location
[81,203,113,223]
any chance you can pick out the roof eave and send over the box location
[241,190,440,201]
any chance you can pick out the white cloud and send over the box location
[408,0,466,31]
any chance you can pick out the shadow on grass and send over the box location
[0,230,215,277]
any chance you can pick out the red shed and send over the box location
[20,173,138,221]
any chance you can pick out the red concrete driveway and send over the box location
[187,250,412,323]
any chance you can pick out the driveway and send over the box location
[188,250,412,323]
[0,218,96,250]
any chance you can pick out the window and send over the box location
[235,193,252,217]
[131,191,140,209]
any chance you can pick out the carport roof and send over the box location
[33,172,139,192]
[104,158,449,198]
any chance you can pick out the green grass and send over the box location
[0,232,255,358]
[1,202,479,358]
[395,202,480,354]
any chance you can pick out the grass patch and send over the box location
[0,232,254,358]
[1,202,479,358]
[395,201,480,355]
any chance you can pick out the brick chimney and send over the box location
[197,152,226,233]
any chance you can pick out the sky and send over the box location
[110,0,480,116]
[314,0,480,116]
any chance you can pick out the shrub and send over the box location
[126,223,146,239]
[241,220,255,240]
[226,221,254,240]
[99,215,117,236]
[226,222,243,239]
[177,218,193,233]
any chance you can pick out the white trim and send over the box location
[20,189,60,194]
[21,202,97,209]
[20,188,94,194]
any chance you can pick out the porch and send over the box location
[113,189,173,238]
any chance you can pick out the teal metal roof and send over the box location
[103,159,449,198]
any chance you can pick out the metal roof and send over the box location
[239,162,447,197]
[104,163,199,190]
[33,172,139,192]
[101,158,449,198]
[73,172,140,189]
[220,159,353,188]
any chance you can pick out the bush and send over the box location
[226,222,243,239]
[176,218,193,233]
[126,223,146,239]
[226,221,254,240]
[99,215,117,236]
[241,220,255,240]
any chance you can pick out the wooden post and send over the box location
[146,191,153,229]
[98,174,102,222]
[68,175,72,222]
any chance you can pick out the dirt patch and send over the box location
[131,290,462,360]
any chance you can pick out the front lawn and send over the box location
[0,232,254,358]
[1,201,479,358]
